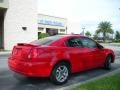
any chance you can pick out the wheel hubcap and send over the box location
[56,65,68,83]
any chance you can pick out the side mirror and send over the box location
[97,43,104,49]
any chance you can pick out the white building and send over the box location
[0,0,67,50]
[0,0,38,50]
[38,14,67,37]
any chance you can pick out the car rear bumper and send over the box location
[8,57,52,77]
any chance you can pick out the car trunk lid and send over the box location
[12,43,38,59]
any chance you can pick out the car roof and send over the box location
[55,34,87,39]
[47,34,89,46]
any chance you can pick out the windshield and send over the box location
[30,35,62,45]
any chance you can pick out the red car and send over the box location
[8,35,115,84]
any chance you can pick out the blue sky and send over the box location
[37,0,120,35]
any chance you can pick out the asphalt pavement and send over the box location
[0,44,120,90]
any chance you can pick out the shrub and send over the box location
[112,39,120,43]
[38,33,49,39]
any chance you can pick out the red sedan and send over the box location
[8,35,115,84]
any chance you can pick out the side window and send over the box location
[66,38,83,48]
[80,38,97,48]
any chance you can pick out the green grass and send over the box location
[70,72,120,90]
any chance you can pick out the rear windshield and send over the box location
[30,35,62,45]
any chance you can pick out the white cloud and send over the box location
[37,0,120,34]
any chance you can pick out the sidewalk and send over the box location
[109,43,120,46]
[101,43,120,46]
[0,51,11,55]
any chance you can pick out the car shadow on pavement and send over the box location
[9,64,120,90]
[10,78,51,90]
[0,64,120,90]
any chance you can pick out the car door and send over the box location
[66,37,93,72]
[80,37,105,68]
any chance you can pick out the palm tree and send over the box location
[96,21,114,42]
[85,31,91,37]
[115,31,120,40]
[93,33,98,40]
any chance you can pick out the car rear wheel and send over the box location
[104,55,112,70]
[50,62,70,85]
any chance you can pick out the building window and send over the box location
[60,29,65,32]
[38,27,44,31]
[22,27,27,31]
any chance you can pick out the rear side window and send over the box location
[66,38,83,47]
[30,35,62,45]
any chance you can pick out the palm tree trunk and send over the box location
[103,32,106,42]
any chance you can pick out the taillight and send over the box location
[28,48,38,59]
[12,46,15,55]
[12,46,18,55]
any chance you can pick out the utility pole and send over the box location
[82,27,85,36]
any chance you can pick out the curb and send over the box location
[56,68,120,90]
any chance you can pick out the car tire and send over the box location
[104,55,112,70]
[50,62,70,85]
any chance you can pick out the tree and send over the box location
[85,31,91,37]
[115,31,120,40]
[93,34,98,40]
[96,21,114,42]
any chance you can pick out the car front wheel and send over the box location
[104,55,112,70]
[50,62,70,85]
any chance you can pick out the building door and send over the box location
[0,8,6,49]
[38,32,41,39]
